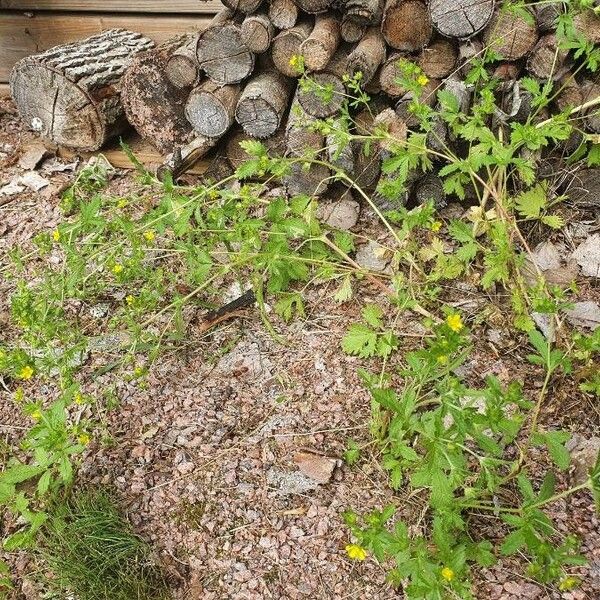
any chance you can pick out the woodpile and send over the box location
[8,3,600,205]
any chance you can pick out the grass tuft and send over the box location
[40,489,170,600]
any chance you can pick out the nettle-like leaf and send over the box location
[342,324,378,357]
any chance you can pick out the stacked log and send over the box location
[9,1,600,206]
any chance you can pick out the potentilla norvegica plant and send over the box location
[0,0,599,597]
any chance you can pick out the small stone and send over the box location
[19,171,50,191]
[289,526,305,538]
[532,241,562,271]
[317,198,360,231]
[532,312,555,342]
[573,234,600,278]
[18,141,49,170]
[355,240,390,272]
[0,180,25,196]
[564,301,600,330]
[568,434,600,485]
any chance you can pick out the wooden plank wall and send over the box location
[0,0,222,86]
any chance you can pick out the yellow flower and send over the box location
[31,409,42,422]
[19,365,34,380]
[441,567,455,582]
[417,74,429,86]
[134,366,144,377]
[112,263,124,275]
[558,576,579,591]
[143,230,155,242]
[78,433,90,445]
[345,544,367,561]
[437,354,449,365]
[117,198,128,208]
[74,392,84,405]
[126,295,135,306]
[446,314,463,333]
[52,230,61,242]
[431,221,442,232]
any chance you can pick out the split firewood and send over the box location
[164,34,200,89]
[157,135,218,181]
[272,20,315,77]
[297,47,348,118]
[347,26,387,85]
[185,81,241,138]
[269,0,299,30]
[418,39,458,79]
[235,71,295,138]
[382,0,432,51]
[341,19,367,43]
[196,9,255,85]
[10,29,154,151]
[121,36,196,154]
[526,34,571,81]
[484,8,538,61]
[429,0,495,40]
[300,14,341,71]
[241,13,275,54]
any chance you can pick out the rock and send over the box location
[19,171,50,191]
[355,240,390,272]
[525,241,578,285]
[317,198,360,230]
[266,468,320,495]
[0,180,25,196]
[532,241,562,271]
[573,234,600,278]
[564,301,600,330]
[567,434,600,485]
[293,451,339,484]
[532,312,555,342]
[216,341,273,380]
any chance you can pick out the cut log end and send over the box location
[197,23,255,85]
[382,0,432,51]
[269,0,299,30]
[186,82,241,138]
[241,13,274,54]
[484,9,539,61]
[429,0,495,39]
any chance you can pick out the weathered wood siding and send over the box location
[0,1,222,85]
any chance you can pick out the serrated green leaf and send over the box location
[341,324,378,357]
[362,304,384,328]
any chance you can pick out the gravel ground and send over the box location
[1,96,599,600]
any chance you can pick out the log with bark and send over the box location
[185,81,241,138]
[235,71,295,138]
[121,36,197,154]
[300,14,341,71]
[10,29,154,151]
[241,13,275,54]
[269,0,299,30]
[165,34,201,89]
[272,20,315,77]
[347,26,387,85]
